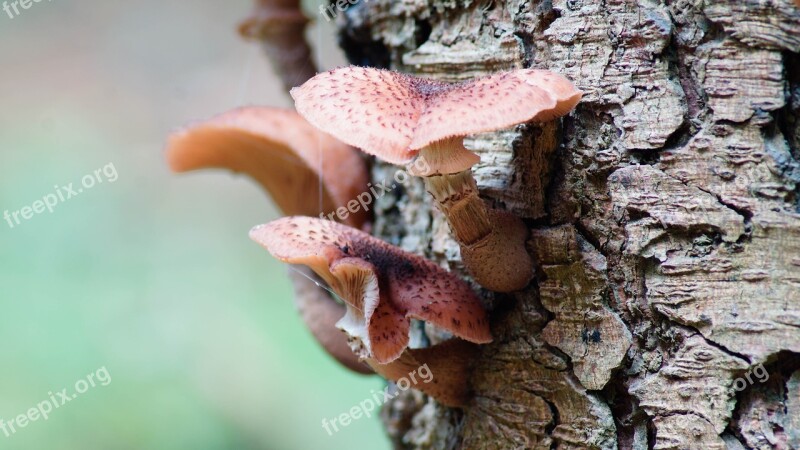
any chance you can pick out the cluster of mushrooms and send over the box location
[166,5,581,408]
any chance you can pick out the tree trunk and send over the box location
[334,1,800,448]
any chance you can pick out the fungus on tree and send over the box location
[291,270,485,406]
[249,216,493,364]
[291,66,582,292]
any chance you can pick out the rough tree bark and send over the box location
[330,1,800,448]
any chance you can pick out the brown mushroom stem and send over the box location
[422,170,492,246]
[366,339,480,408]
[239,0,316,91]
[416,149,534,293]
[288,267,373,374]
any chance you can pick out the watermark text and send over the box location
[322,363,432,435]
[3,0,53,20]
[4,162,118,229]
[318,158,429,223]
[0,366,111,438]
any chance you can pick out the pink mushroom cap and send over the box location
[250,216,493,364]
[291,66,582,171]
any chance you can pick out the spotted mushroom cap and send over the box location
[291,66,582,170]
[250,216,493,364]
[166,107,369,228]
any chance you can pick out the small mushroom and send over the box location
[291,266,481,405]
[239,0,315,92]
[249,216,493,364]
[290,67,582,292]
[288,267,373,374]
[166,106,370,229]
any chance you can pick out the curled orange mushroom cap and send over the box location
[291,67,582,292]
[250,216,493,365]
[166,106,369,229]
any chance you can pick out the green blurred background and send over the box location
[0,1,390,449]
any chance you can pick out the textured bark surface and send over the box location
[335,1,800,448]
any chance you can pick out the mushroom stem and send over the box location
[422,170,492,246]
[239,0,316,91]
[411,141,533,293]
